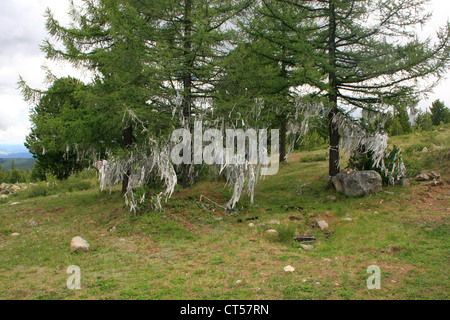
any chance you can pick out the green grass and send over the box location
[0,127,449,300]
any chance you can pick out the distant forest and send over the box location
[0,158,35,171]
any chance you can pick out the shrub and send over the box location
[348,145,406,185]
[24,185,48,198]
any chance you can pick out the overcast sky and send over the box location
[0,0,449,145]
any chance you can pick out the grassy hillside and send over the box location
[0,158,35,171]
[0,126,448,300]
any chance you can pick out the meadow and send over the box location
[0,126,448,300]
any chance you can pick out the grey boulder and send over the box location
[332,170,382,198]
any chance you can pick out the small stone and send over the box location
[248,223,255,227]
[284,265,295,272]
[421,180,444,187]
[341,217,353,221]
[109,226,117,232]
[269,219,280,225]
[10,185,21,192]
[300,244,314,250]
[326,195,337,201]
[416,173,431,181]
[422,147,428,152]
[266,229,279,235]
[119,238,126,242]
[10,202,20,206]
[235,280,242,284]
[384,191,394,195]
[0,194,8,199]
[70,236,90,252]
[317,220,329,232]
[11,233,20,237]
[28,219,38,227]
[429,171,441,180]
[402,178,411,187]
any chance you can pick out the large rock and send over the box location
[70,236,90,252]
[332,170,382,198]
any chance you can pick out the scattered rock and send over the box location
[235,280,243,284]
[317,220,329,232]
[300,244,314,250]
[283,265,295,272]
[248,223,255,227]
[421,180,444,187]
[0,194,8,199]
[10,185,21,192]
[70,236,90,252]
[331,170,382,197]
[402,178,411,187]
[384,191,395,195]
[269,219,280,225]
[28,219,38,227]
[416,173,431,181]
[10,202,20,206]
[429,171,441,180]
[422,147,428,152]
[266,229,278,235]
[213,217,223,221]
[416,171,441,182]
[341,217,353,221]
[109,226,117,232]
[11,233,20,237]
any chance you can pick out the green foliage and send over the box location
[430,100,450,126]
[415,111,433,131]
[386,105,412,136]
[347,145,405,185]
[24,77,91,180]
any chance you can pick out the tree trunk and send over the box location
[328,0,340,177]
[279,114,287,163]
[181,0,193,188]
[121,124,133,194]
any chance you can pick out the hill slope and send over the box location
[0,126,448,300]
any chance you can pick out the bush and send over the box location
[415,112,433,131]
[347,145,406,185]
[23,185,48,198]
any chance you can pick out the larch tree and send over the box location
[253,0,450,177]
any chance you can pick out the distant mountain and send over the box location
[0,144,33,159]
[1,152,34,159]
